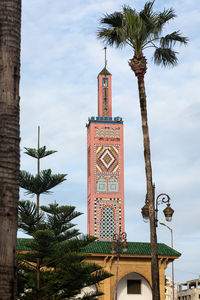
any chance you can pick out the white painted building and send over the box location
[165,276,174,300]
[177,278,200,300]
[117,272,152,300]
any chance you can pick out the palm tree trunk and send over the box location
[136,73,160,300]
[0,1,21,299]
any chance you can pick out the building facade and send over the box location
[86,67,125,240]
[177,278,200,300]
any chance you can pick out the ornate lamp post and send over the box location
[110,229,128,300]
[141,186,174,226]
[141,184,174,299]
[160,222,174,300]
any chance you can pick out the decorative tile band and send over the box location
[94,197,121,240]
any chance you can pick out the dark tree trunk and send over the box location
[0,1,21,299]
[129,55,160,300]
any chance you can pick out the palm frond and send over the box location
[24,146,57,159]
[140,1,155,20]
[154,47,178,66]
[155,8,176,33]
[97,12,126,47]
[19,169,67,195]
[160,31,188,48]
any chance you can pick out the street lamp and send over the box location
[110,229,128,300]
[141,185,174,226]
[160,222,174,300]
[141,184,174,300]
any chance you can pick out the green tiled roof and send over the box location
[17,238,33,251]
[17,239,181,257]
[98,67,112,76]
[82,241,181,257]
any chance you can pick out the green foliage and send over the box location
[18,200,44,235]
[18,201,112,299]
[97,1,188,66]
[20,169,66,195]
[40,202,82,241]
[24,146,57,159]
[18,140,112,299]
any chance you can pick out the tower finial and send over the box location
[104,46,107,76]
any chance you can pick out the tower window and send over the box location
[115,129,120,138]
[127,280,141,294]
[97,177,107,192]
[105,129,109,137]
[108,177,119,193]
[110,128,114,138]
[103,78,108,87]
[100,128,104,137]
[95,128,99,137]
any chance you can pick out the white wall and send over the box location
[117,272,152,300]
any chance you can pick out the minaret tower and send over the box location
[87,48,125,240]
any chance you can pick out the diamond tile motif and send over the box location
[96,146,119,173]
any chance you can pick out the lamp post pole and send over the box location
[141,184,174,300]
[111,229,128,300]
[160,222,174,300]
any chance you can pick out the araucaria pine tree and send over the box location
[18,128,111,299]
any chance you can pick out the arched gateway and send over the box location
[83,240,180,300]
[117,272,152,300]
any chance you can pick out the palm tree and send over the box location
[0,1,21,299]
[97,2,188,300]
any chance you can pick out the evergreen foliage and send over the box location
[18,132,111,299]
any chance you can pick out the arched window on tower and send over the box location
[105,128,109,137]
[115,129,120,138]
[95,128,99,137]
[100,206,115,240]
[110,128,114,138]
[100,128,104,137]
[102,78,108,87]
[108,177,119,193]
[97,177,107,193]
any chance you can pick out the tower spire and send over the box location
[97,47,112,118]
[104,46,107,76]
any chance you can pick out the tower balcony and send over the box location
[86,116,123,127]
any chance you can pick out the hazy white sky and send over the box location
[19,0,200,284]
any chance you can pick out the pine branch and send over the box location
[18,200,44,235]
[19,169,67,195]
[24,146,57,159]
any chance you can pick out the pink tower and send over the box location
[86,64,125,240]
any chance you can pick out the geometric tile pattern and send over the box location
[97,176,107,192]
[96,176,119,193]
[96,145,119,173]
[95,128,99,137]
[108,177,119,192]
[100,206,115,239]
[94,127,120,139]
[94,198,121,240]
[115,129,119,138]
[110,128,114,138]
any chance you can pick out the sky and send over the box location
[19,0,200,285]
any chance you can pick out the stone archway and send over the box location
[117,272,152,300]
